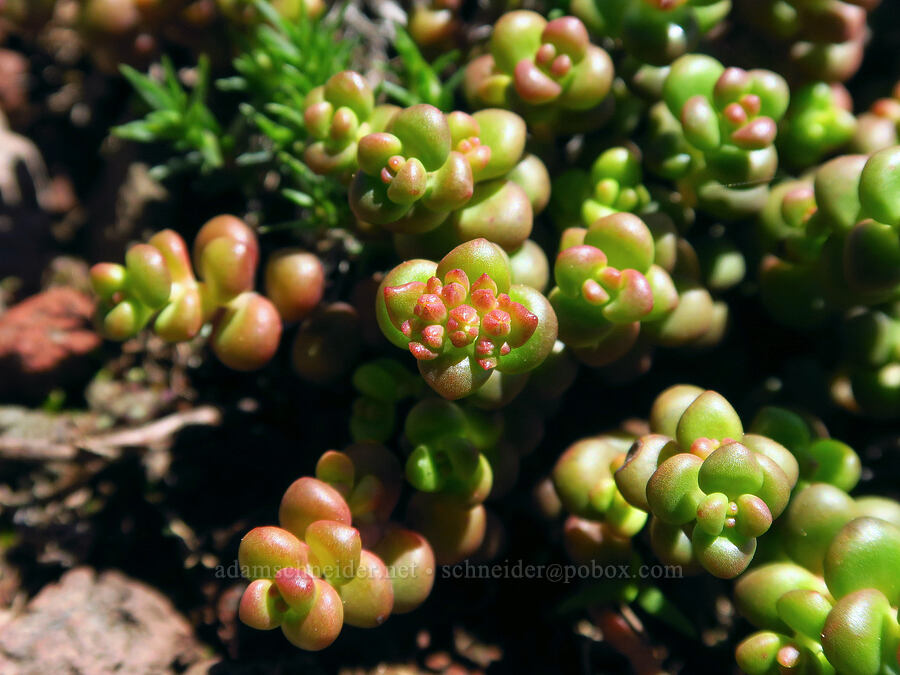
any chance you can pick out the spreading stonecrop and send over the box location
[550,210,729,368]
[738,0,881,83]
[551,146,651,230]
[90,215,325,371]
[238,444,437,649]
[647,54,789,219]
[463,11,614,135]
[69,0,900,667]
[852,81,900,154]
[756,145,900,415]
[749,406,861,492]
[376,238,558,399]
[304,70,548,252]
[735,517,900,675]
[553,433,649,548]
[778,82,856,170]
[614,386,799,577]
[571,0,732,67]
[837,303,900,418]
[302,70,397,178]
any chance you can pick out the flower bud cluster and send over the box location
[377,238,558,399]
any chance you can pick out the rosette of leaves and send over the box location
[349,104,542,251]
[550,146,652,230]
[642,211,734,350]
[441,109,540,251]
[651,54,790,219]
[738,0,881,83]
[237,470,436,648]
[570,0,732,66]
[551,431,699,636]
[303,71,400,177]
[770,483,900,575]
[392,149,550,260]
[462,11,614,135]
[851,81,900,154]
[376,238,558,400]
[548,212,681,366]
[734,516,900,675]
[614,385,799,577]
[90,215,283,370]
[761,147,900,320]
[403,398,496,506]
[778,82,856,169]
[348,103,474,233]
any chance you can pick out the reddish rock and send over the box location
[0,567,205,674]
[0,287,100,397]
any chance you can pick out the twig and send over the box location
[0,438,77,461]
[0,406,222,462]
[77,406,222,457]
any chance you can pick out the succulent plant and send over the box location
[735,516,900,675]
[376,238,558,399]
[264,249,325,323]
[408,0,461,48]
[615,386,799,577]
[553,433,648,538]
[403,398,495,506]
[349,358,423,442]
[303,71,396,177]
[757,146,900,350]
[550,146,651,230]
[74,2,900,669]
[347,102,543,252]
[548,209,730,366]
[238,443,441,649]
[749,406,861,491]
[778,82,856,169]
[837,303,900,417]
[571,0,733,66]
[851,81,900,154]
[738,0,881,83]
[90,215,307,371]
[644,54,789,219]
[463,11,614,135]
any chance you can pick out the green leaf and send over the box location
[119,65,174,111]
